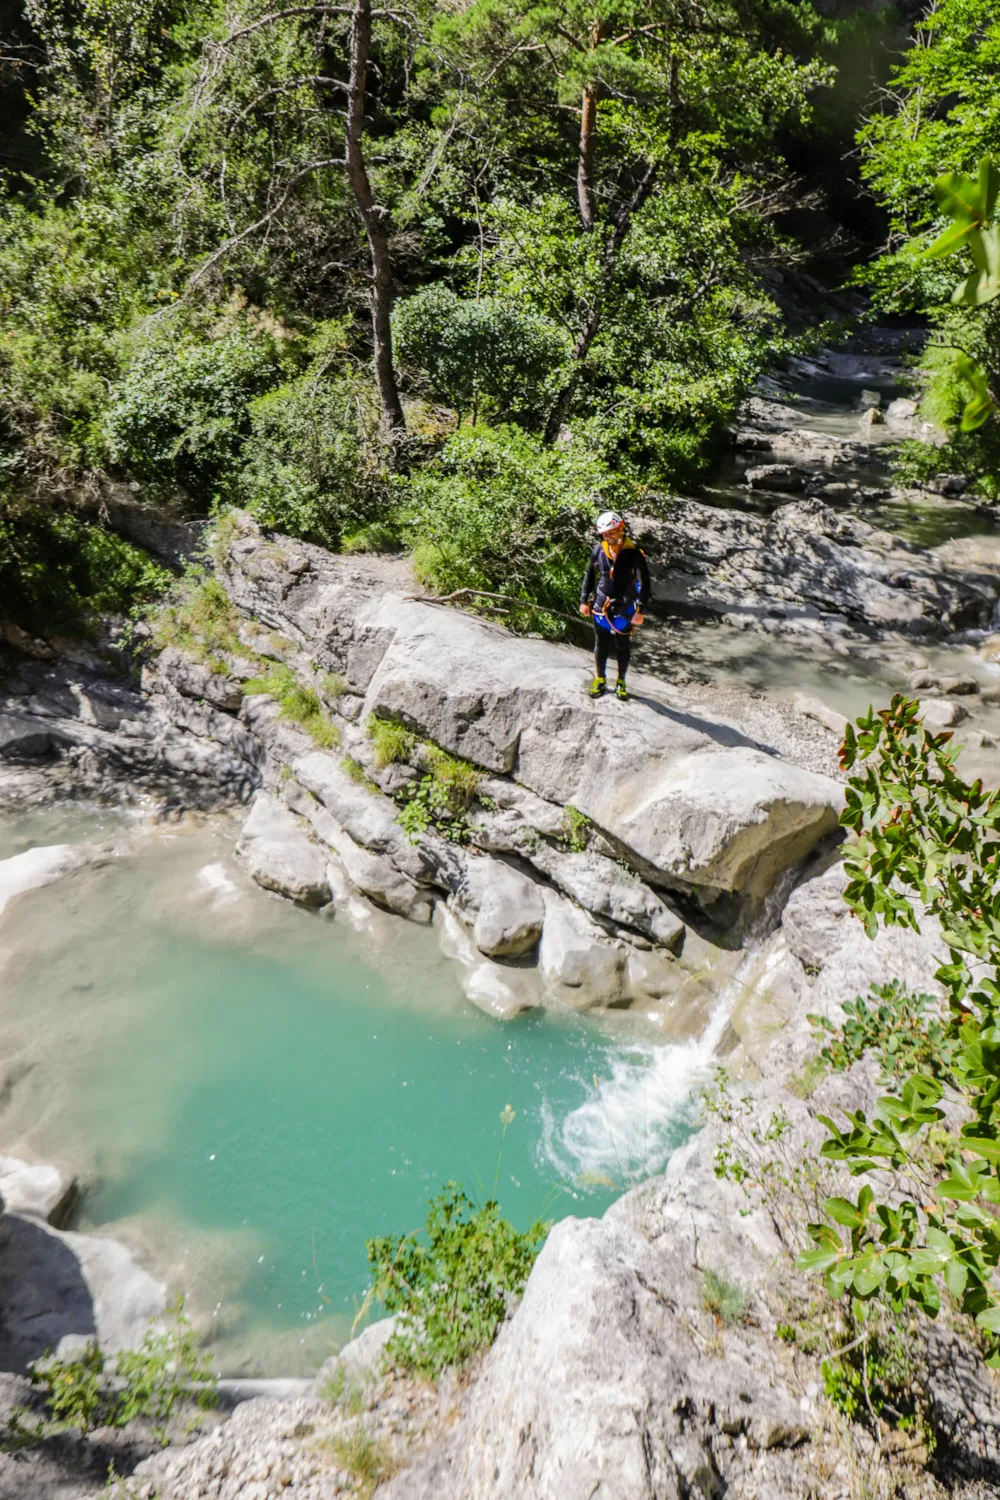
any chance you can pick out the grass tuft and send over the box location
[244,664,340,747]
[368,715,416,768]
[701,1267,748,1327]
[327,1425,397,1496]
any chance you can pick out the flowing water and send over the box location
[0,812,727,1375]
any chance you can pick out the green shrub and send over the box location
[341,756,381,794]
[240,370,392,547]
[0,500,171,637]
[367,715,416,768]
[393,285,568,427]
[404,424,627,634]
[244,664,340,746]
[24,1300,216,1445]
[367,1183,548,1377]
[105,316,286,502]
[558,805,590,854]
[808,981,957,1086]
[700,1268,748,1327]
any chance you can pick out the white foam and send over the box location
[196,863,240,905]
[539,992,735,1190]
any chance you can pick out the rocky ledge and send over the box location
[125,513,846,1019]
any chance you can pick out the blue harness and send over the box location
[593,585,641,636]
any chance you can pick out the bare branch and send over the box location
[187,156,346,287]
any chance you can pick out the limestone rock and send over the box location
[921,697,969,732]
[790,691,847,737]
[641,498,999,642]
[235,793,329,906]
[744,463,804,492]
[0,712,54,758]
[885,396,919,425]
[0,843,88,918]
[537,891,626,1009]
[525,844,685,950]
[859,406,884,428]
[380,1216,811,1500]
[313,1316,397,1396]
[858,388,882,409]
[455,854,544,957]
[154,647,243,712]
[781,861,850,973]
[323,826,432,922]
[434,906,539,1019]
[0,1156,78,1226]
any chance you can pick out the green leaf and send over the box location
[925,219,979,260]
[976,1305,1000,1333]
[825,1197,864,1228]
[797,1247,842,1275]
[944,1256,969,1297]
[933,169,986,224]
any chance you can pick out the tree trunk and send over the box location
[346,0,406,439]
[544,159,658,444]
[576,21,604,231]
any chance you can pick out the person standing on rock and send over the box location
[579,512,649,700]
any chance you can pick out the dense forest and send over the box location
[0,0,997,636]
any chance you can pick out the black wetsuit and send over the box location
[580,538,650,680]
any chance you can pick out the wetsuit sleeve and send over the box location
[637,549,650,609]
[580,546,598,605]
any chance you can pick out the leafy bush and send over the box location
[244,664,340,747]
[24,1301,216,1444]
[240,369,392,548]
[393,285,567,427]
[799,698,1000,1357]
[405,424,626,632]
[105,314,287,502]
[809,981,958,1086]
[558,805,590,854]
[367,1182,548,1377]
[0,499,171,637]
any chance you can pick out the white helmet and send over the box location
[595,510,624,535]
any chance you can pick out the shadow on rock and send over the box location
[0,1215,96,1372]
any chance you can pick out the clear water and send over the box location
[0,817,716,1375]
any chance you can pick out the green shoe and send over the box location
[589,676,607,698]
[615,679,630,701]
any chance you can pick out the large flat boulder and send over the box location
[358,603,841,900]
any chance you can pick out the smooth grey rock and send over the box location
[858,388,882,409]
[790,691,847,737]
[859,406,885,428]
[0,1156,78,1227]
[885,396,919,424]
[538,890,626,1009]
[744,462,804,492]
[312,1316,398,1397]
[781,861,851,972]
[0,712,54,758]
[235,793,329,906]
[526,844,685,951]
[0,843,87,918]
[456,854,544,957]
[323,826,432,922]
[434,906,539,1019]
[641,497,999,641]
[921,697,969,731]
[155,647,243,712]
